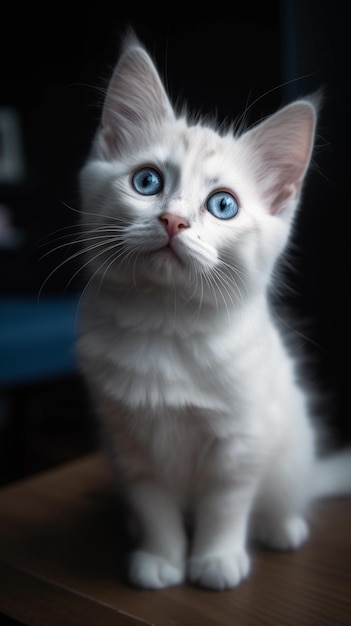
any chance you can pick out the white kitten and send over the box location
[77,32,351,590]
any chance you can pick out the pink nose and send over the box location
[159,213,189,238]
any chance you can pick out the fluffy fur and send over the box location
[77,33,351,590]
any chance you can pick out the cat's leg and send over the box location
[188,485,255,590]
[251,423,314,551]
[251,475,310,550]
[127,480,186,589]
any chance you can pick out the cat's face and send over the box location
[80,34,317,307]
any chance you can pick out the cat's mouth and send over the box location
[155,243,184,265]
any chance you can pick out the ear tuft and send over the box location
[243,99,318,214]
[95,33,175,159]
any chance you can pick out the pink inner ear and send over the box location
[265,157,307,214]
[270,184,296,215]
[244,101,316,215]
[96,43,175,160]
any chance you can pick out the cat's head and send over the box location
[80,32,317,308]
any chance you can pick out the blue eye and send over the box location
[206,191,239,220]
[132,167,163,196]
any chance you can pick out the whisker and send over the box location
[38,233,126,299]
[185,262,200,305]
[190,265,205,323]
[61,200,130,225]
[67,236,129,284]
[32,222,128,266]
[220,258,249,300]
[92,244,132,295]
[235,71,317,134]
[209,267,232,319]
[37,228,126,260]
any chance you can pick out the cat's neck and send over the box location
[81,276,271,339]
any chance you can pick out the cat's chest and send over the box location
[93,323,233,409]
[79,292,273,417]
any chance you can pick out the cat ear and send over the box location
[242,99,317,215]
[96,35,175,158]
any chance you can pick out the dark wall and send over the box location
[0,4,348,441]
[280,1,349,444]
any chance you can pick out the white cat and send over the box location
[77,32,351,590]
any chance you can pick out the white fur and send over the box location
[77,34,351,590]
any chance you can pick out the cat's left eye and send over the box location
[206,191,239,220]
[132,167,163,196]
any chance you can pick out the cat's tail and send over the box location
[312,449,351,499]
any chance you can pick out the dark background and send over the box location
[0,2,349,483]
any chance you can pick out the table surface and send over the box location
[0,453,350,626]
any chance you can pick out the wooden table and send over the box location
[0,454,350,625]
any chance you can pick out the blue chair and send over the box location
[0,295,80,388]
[0,294,80,482]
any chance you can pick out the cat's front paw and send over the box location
[188,550,250,590]
[254,515,309,551]
[128,550,185,589]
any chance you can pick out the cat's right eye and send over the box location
[132,167,163,196]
